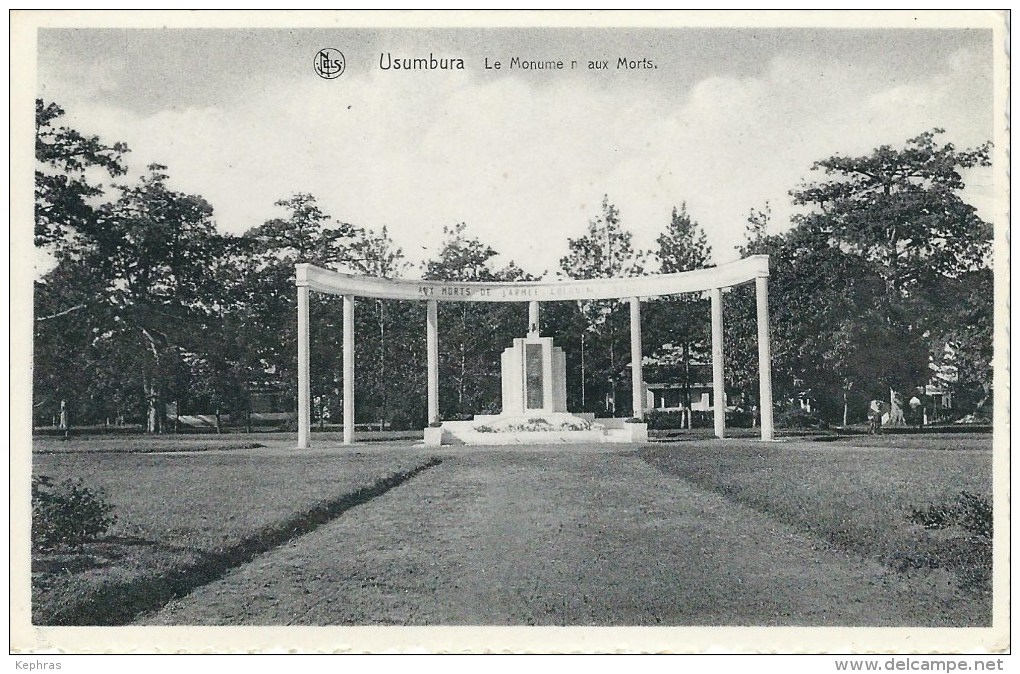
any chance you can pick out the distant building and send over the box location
[630,332,972,430]
[639,362,730,413]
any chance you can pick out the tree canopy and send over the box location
[35,100,128,252]
[791,129,992,299]
[32,103,995,431]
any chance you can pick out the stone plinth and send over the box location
[500,336,567,416]
[421,414,649,446]
[418,333,651,447]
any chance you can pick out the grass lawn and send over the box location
[31,436,439,625]
[29,431,995,627]
[139,445,992,628]
[638,433,993,596]
[32,430,422,454]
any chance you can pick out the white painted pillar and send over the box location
[343,294,355,445]
[755,276,774,441]
[528,300,540,336]
[711,287,725,439]
[297,284,311,449]
[426,299,439,424]
[629,297,644,420]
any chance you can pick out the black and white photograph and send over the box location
[10,9,1010,661]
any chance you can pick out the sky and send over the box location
[34,16,1000,279]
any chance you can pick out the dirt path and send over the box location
[139,448,976,626]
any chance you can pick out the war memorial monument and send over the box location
[294,254,775,447]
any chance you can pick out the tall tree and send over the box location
[244,193,352,265]
[230,194,357,426]
[345,226,424,429]
[34,160,229,431]
[559,196,645,281]
[34,259,116,426]
[743,202,772,253]
[646,203,713,426]
[723,209,783,424]
[34,101,131,426]
[559,196,646,414]
[725,202,934,426]
[99,164,226,432]
[791,129,993,417]
[35,99,128,253]
[424,222,533,418]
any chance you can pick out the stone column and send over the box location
[629,297,644,420]
[711,287,725,439]
[755,276,774,441]
[343,294,355,445]
[426,299,439,424]
[528,300,540,336]
[297,284,311,448]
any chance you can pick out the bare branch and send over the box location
[35,304,86,322]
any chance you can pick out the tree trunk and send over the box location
[683,341,692,429]
[884,185,900,304]
[146,390,162,434]
[459,307,467,414]
[140,329,163,434]
[609,337,617,416]
[580,332,586,410]
[379,300,387,429]
[459,348,466,413]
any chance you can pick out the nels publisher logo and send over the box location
[314,48,346,79]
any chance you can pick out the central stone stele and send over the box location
[424,329,646,445]
[500,335,567,416]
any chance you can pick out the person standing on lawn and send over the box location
[868,399,886,435]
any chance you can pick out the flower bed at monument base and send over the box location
[474,415,601,433]
[424,413,648,446]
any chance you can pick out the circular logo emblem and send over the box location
[314,48,346,79]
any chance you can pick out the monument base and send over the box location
[422,413,648,446]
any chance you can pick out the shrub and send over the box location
[475,417,599,433]
[32,476,117,550]
[776,406,827,430]
[906,491,992,593]
[388,411,415,431]
[644,409,752,430]
[956,492,994,539]
[909,491,992,540]
[643,409,687,430]
[652,410,716,429]
[724,408,750,428]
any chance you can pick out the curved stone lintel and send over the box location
[296,255,769,301]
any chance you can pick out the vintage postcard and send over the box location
[10,9,1010,659]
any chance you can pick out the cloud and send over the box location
[40,40,994,277]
